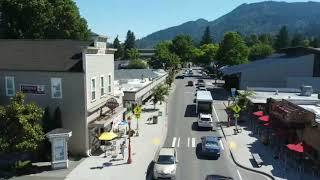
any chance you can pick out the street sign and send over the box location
[231,88,236,97]
[135,114,141,119]
[234,114,240,118]
[232,104,241,114]
[133,106,142,115]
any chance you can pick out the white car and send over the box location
[198,113,214,128]
[153,147,178,179]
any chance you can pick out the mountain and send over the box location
[137,1,320,48]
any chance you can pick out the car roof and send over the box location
[202,136,219,142]
[159,147,175,156]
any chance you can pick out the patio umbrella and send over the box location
[253,111,264,117]
[98,132,118,141]
[259,115,270,122]
[286,142,304,153]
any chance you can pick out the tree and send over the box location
[152,84,169,109]
[274,26,290,51]
[151,41,181,69]
[113,36,124,60]
[310,37,319,48]
[127,59,148,69]
[249,43,274,61]
[0,0,90,40]
[259,34,273,45]
[124,30,136,59]
[198,44,219,65]
[200,26,213,45]
[291,33,304,47]
[245,34,260,47]
[216,32,249,66]
[171,35,195,62]
[0,92,44,153]
[127,48,140,60]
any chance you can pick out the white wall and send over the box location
[240,55,315,89]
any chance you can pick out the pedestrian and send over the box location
[120,141,126,159]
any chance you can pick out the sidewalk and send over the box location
[221,115,319,180]
[65,85,175,180]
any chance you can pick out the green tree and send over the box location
[310,37,319,48]
[249,43,274,61]
[0,0,90,40]
[171,35,195,62]
[127,48,140,60]
[124,30,136,59]
[152,41,181,69]
[245,34,260,47]
[259,34,273,45]
[200,26,213,45]
[0,92,44,153]
[152,84,169,109]
[291,33,304,47]
[216,32,249,65]
[113,36,124,60]
[127,59,148,69]
[198,44,219,65]
[274,26,290,50]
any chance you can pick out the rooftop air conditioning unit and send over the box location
[301,85,313,96]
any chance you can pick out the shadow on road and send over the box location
[191,122,213,132]
[145,161,154,180]
[205,174,234,180]
[210,87,229,101]
[184,104,197,117]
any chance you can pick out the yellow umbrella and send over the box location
[98,132,118,141]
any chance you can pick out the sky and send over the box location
[75,0,318,42]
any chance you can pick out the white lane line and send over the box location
[219,139,224,150]
[212,104,220,122]
[192,138,196,147]
[172,137,177,147]
[187,137,190,147]
[177,138,180,147]
[237,169,243,180]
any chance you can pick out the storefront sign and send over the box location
[20,85,45,94]
[54,138,65,161]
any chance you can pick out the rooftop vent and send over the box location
[300,85,313,97]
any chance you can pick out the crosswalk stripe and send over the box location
[177,138,180,147]
[172,137,177,147]
[192,138,196,147]
[187,137,190,147]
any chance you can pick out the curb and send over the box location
[219,125,275,180]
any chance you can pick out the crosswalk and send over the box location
[170,137,225,150]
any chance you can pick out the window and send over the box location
[108,74,112,93]
[91,77,96,101]
[5,76,15,96]
[100,75,105,97]
[51,78,62,99]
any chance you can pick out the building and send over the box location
[0,36,125,156]
[221,47,320,91]
[114,69,168,108]
[138,49,155,59]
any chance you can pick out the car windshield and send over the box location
[201,117,211,121]
[205,141,219,148]
[157,155,175,164]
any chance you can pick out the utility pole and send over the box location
[127,116,132,164]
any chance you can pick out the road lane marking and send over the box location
[237,169,243,180]
[212,104,220,122]
[187,137,190,147]
[172,137,177,147]
[177,138,180,147]
[192,138,196,147]
[219,139,224,150]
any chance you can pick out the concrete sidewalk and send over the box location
[222,117,319,180]
[65,85,175,180]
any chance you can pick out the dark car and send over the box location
[201,136,221,158]
[197,79,204,84]
[188,81,194,86]
[205,175,233,180]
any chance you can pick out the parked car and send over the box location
[153,147,178,179]
[200,136,221,158]
[197,79,204,84]
[188,81,194,86]
[198,113,214,129]
[197,82,205,88]
[197,86,207,91]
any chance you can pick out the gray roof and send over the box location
[0,40,91,72]
[114,69,164,80]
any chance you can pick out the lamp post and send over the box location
[127,116,132,164]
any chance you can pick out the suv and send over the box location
[198,113,214,129]
[201,136,221,158]
[188,81,194,86]
[153,147,178,179]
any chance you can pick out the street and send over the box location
[163,69,269,180]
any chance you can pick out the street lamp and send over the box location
[127,116,132,164]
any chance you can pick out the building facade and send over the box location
[0,37,123,156]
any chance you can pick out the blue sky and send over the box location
[75,0,318,42]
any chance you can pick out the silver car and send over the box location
[153,147,178,179]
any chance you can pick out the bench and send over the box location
[252,153,263,167]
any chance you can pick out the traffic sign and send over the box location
[133,106,142,114]
[232,104,241,114]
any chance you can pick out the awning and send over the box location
[286,142,305,153]
[98,132,118,141]
[259,115,270,122]
[253,111,264,117]
[88,107,126,128]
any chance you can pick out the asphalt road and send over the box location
[163,69,269,180]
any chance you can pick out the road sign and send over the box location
[133,106,142,115]
[232,104,241,114]
[231,88,236,97]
